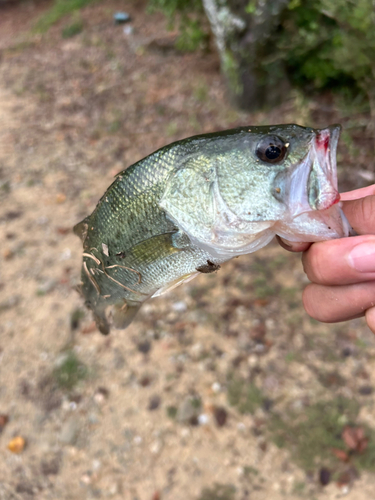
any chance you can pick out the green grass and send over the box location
[269,397,360,470]
[34,0,98,34]
[62,19,84,38]
[227,376,264,414]
[166,405,178,419]
[166,121,178,136]
[193,81,208,102]
[53,351,87,391]
[197,483,236,500]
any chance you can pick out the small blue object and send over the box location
[114,12,131,24]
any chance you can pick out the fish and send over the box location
[74,124,351,334]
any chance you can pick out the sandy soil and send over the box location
[0,2,375,499]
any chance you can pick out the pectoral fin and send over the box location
[112,301,141,329]
[151,272,199,298]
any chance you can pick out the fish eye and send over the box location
[256,136,287,164]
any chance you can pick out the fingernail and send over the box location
[348,242,375,273]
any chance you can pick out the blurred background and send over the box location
[0,1,375,499]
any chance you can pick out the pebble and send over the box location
[212,382,221,393]
[80,472,92,486]
[198,413,209,425]
[114,12,131,24]
[358,385,373,396]
[92,459,101,471]
[137,339,151,354]
[150,440,162,454]
[94,387,109,405]
[123,25,133,35]
[213,406,228,427]
[7,436,26,453]
[148,395,161,411]
[319,467,331,486]
[133,435,142,445]
[172,301,187,312]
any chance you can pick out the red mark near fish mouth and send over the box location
[318,189,341,211]
[315,130,330,153]
[313,127,341,211]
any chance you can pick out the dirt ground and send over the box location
[1,1,375,499]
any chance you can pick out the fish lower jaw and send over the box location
[315,190,340,211]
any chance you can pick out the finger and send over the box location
[340,184,375,201]
[341,195,375,234]
[365,306,375,334]
[302,234,375,285]
[302,281,375,323]
[276,235,311,253]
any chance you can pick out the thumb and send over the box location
[342,195,375,235]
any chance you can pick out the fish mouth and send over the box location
[282,125,341,218]
[308,125,341,211]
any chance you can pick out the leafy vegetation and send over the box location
[34,0,98,33]
[279,0,375,102]
[148,0,208,52]
[147,0,375,106]
[269,397,375,473]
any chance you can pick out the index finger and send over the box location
[342,195,375,235]
[340,184,375,201]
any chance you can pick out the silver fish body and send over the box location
[74,124,350,334]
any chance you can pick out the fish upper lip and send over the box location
[310,125,341,211]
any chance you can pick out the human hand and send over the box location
[277,184,375,334]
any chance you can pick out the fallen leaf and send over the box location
[253,298,269,307]
[341,426,368,453]
[331,448,349,462]
[0,414,9,433]
[342,426,359,450]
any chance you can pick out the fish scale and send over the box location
[75,124,349,334]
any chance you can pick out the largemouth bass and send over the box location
[74,124,350,334]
